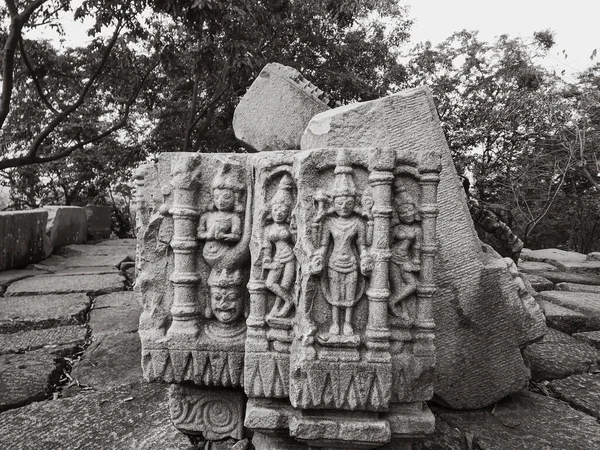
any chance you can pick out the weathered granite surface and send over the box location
[555,282,600,294]
[538,299,599,334]
[233,63,330,152]
[0,210,49,271]
[551,260,600,274]
[522,328,600,381]
[434,390,600,450]
[89,292,141,337]
[520,273,554,292]
[573,331,600,350]
[518,260,557,274]
[0,294,89,333]
[0,384,194,449]
[549,373,600,419]
[535,270,600,286]
[539,290,600,319]
[44,206,87,249]
[520,248,587,264]
[301,87,545,410]
[5,273,125,296]
[0,349,64,412]
[0,325,87,355]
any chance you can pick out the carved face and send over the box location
[210,286,243,323]
[271,202,290,223]
[334,195,355,217]
[398,203,416,224]
[213,188,235,212]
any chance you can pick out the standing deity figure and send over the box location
[389,184,422,322]
[311,152,373,338]
[262,174,296,320]
[197,163,244,267]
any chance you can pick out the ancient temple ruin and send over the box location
[135,63,545,449]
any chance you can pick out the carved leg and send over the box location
[276,260,296,317]
[266,266,288,318]
[342,270,357,336]
[389,263,412,322]
[330,306,340,335]
[343,307,354,335]
[399,271,418,325]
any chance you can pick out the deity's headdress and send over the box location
[271,174,294,207]
[333,150,356,197]
[207,268,244,288]
[394,181,415,206]
[211,163,243,192]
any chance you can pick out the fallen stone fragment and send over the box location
[64,254,132,269]
[522,329,600,381]
[0,349,64,412]
[0,269,41,295]
[551,260,600,274]
[588,252,600,261]
[52,266,121,276]
[0,384,194,449]
[433,390,600,450]
[27,254,68,272]
[548,373,600,419]
[539,290,600,319]
[65,333,142,396]
[556,282,600,294]
[44,205,87,248]
[520,273,554,292]
[0,325,87,355]
[573,331,600,350]
[413,416,468,450]
[89,291,141,337]
[538,299,599,334]
[0,294,90,333]
[518,261,558,274]
[5,273,125,297]
[233,63,330,152]
[520,248,587,264]
[536,270,600,286]
[0,210,49,271]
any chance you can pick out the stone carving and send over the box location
[138,65,448,449]
[309,150,373,341]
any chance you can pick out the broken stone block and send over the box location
[548,373,600,419]
[84,205,112,240]
[0,349,64,412]
[0,210,49,270]
[4,273,125,297]
[0,325,87,356]
[573,331,600,350]
[0,294,90,333]
[522,328,600,381]
[301,86,545,410]
[539,290,600,320]
[520,248,587,264]
[555,282,600,294]
[526,270,600,286]
[521,273,554,292]
[233,63,330,151]
[43,205,87,249]
[518,260,558,274]
[433,390,600,450]
[551,260,600,274]
[538,299,598,334]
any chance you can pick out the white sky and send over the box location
[406,0,600,81]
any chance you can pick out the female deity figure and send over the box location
[389,184,422,323]
[197,163,243,267]
[262,174,296,321]
[311,152,373,337]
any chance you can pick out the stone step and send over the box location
[0,325,87,355]
[4,273,125,297]
[521,273,554,292]
[548,373,600,419]
[0,294,90,334]
[522,328,600,381]
[552,260,600,274]
[535,271,600,286]
[539,291,600,320]
[89,292,141,337]
[0,269,43,295]
[521,248,587,264]
[430,390,600,450]
[0,384,193,449]
[556,282,600,294]
[538,299,597,334]
[0,349,65,412]
[518,261,558,274]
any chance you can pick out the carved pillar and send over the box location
[365,147,395,362]
[167,154,201,339]
[414,171,439,355]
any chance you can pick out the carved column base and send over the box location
[169,384,245,441]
